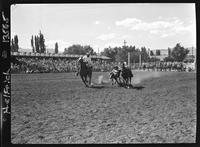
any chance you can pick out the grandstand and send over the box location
[11,52,111,60]
[10,52,113,73]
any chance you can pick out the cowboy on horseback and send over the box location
[76,51,93,76]
[83,51,93,69]
[76,51,93,87]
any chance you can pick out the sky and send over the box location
[11,3,196,53]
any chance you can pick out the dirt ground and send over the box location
[11,71,196,144]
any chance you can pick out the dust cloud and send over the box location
[133,71,165,84]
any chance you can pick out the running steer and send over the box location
[109,66,122,86]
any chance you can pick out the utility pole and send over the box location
[123,40,127,47]
[128,52,130,67]
[124,40,131,67]
[139,52,141,68]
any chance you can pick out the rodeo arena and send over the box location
[11,46,196,143]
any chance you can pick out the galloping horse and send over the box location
[77,57,92,87]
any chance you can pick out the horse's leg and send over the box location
[81,75,88,87]
[129,77,132,86]
[85,74,87,84]
[87,70,92,85]
[115,77,121,86]
[88,74,91,85]
[125,78,128,88]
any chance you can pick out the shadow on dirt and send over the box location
[89,85,105,89]
[132,86,145,90]
[123,84,145,90]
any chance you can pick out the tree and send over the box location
[149,57,160,62]
[83,45,96,55]
[35,35,39,53]
[11,38,14,52]
[32,31,46,53]
[14,35,19,52]
[141,47,150,62]
[63,44,84,55]
[163,56,174,62]
[11,35,19,52]
[31,35,35,53]
[101,45,143,63]
[150,50,154,56]
[156,50,161,56]
[63,44,96,55]
[55,42,58,54]
[168,48,172,57]
[171,43,189,62]
[115,47,127,63]
[101,47,118,62]
[39,31,46,53]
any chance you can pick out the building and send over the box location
[149,47,196,61]
[187,47,196,57]
[149,49,168,61]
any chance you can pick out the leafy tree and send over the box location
[39,31,46,53]
[101,45,148,63]
[156,50,161,56]
[11,35,19,52]
[149,57,160,62]
[150,50,154,56]
[115,47,127,63]
[141,47,150,62]
[168,48,172,57]
[83,45,96,55]
[171,43,189,62]
[64,44,84,55]
[115,46,139,63]
[31,35,35,53]
[101,47,118,62]
[14,35,19,52]
[35,35,39,53]
[163,56,174,62]
[32,31,46,53]
[11,38,14,52]
[55,42,58,54]
[63,44,96,55]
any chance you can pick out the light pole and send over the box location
[128,52,130,67]
[123,40,130,67]
[139,52,141,68]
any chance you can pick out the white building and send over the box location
[149,47,196,61]
[187,47,196,57]
[149,49,168,61]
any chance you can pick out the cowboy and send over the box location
[83,51,93,68]
[110,65,120,79]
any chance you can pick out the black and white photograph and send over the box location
[9,3,197,144]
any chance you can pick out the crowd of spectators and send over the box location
[11,57,115,73]
[11,57,195,74]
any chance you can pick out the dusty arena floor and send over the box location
[11,71,196,144]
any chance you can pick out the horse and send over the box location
[77,58,92,87]
[121,65,133,88]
